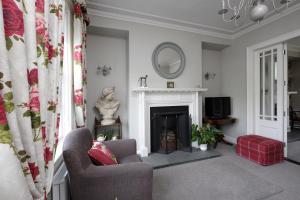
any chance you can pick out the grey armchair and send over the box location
[63,128,153,200]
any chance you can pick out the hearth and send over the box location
[150,106,192,154]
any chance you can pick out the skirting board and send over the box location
[224,135,237,144]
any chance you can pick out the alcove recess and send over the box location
[202,41,229,114]
[86,26,129,138]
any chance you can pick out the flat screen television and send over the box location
[205,97,231,119]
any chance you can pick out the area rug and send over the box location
[153,157,283,200]
[142,149,221,169]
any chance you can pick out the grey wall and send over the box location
[220,10,300,141]
[86,34,128,137]
[88,15,231,152]
[87,9,300,146]
[202,49,222,98]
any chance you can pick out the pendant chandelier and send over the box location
[218,0,292,25]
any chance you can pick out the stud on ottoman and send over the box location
[236,135,284,166]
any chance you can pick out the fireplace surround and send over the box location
[133,88,207,157]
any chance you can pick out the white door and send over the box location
[254,44,285,141]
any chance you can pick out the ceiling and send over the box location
[288,36,300,47]
[87,0,300,39]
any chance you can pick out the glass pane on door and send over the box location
[260,56,263,118]
[273,50,278,120]
[265,53,272,117]
[259,48,279,121]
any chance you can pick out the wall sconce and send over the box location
[204,72,216,80]
[97,65,112,76]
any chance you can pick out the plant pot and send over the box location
[213,142,218,149]
[208,142,218,150]
[192,141,200,149]
[199,144,208,151]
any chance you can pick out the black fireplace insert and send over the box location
[150,106,192,154]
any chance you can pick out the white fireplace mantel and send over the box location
[132,87,207,157]
[132,88,208,93]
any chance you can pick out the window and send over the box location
[55,2,75,162]
[259,48,279,121]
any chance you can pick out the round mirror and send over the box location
[152,42,185,79]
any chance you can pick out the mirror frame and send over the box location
[152,42,186,79]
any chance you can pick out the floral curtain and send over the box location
[0,0,64,199]
[73,0,89,128]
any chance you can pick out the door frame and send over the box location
[246,29,300,156]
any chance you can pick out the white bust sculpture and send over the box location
[96,87,120,126]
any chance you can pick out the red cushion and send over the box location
[88,141,118,165]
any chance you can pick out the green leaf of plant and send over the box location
[191,134,197,142]
[19,38,24,43]
[5,81,12,88]
[0,83,3,90]
[0,72,3,79]
[4,92,13,101]
[4,101,15,113]
[5,36,13,51]
[23,110,31,117]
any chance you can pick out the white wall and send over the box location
[221,10,300,142]
[86,34,128,137]
[202,49,222,98]
[88,15,231,152]
[87,8,300,147]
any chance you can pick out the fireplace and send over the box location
[132,87,206,156]
[150,106,192,154]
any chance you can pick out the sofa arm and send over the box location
[75,163,153,200]
[103,139,137,159]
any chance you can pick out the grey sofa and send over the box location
[63,128,153,200]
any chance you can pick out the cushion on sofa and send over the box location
[88,141,118,165]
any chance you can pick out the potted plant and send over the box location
[198,123,222,151]
[198,128,214,151]
[191,124,201,148]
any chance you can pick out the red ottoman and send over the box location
[236,135,284,166]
